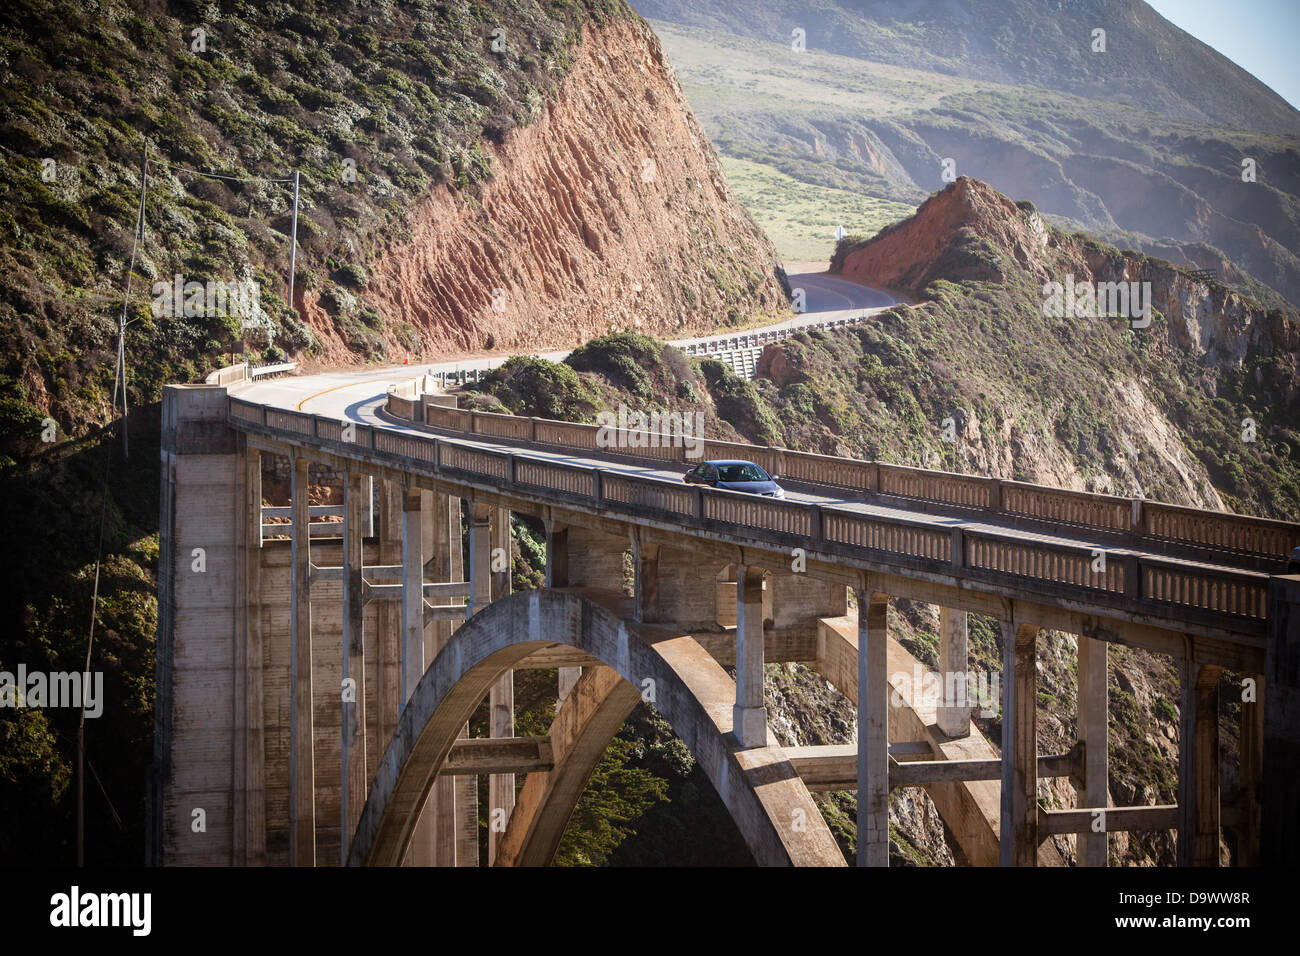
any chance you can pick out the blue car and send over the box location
[683,459,785,498]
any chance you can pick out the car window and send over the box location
[717,463,768,482]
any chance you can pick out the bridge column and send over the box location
[488,506,515,865]
[401,488,425,705]
[341,471,368,862]
[1264,576,1300,865]
[856,588,889,866]
[290,456,316,866]
[1077,635,1108,867]
[443,493,476,865]
[404,490,455,866]
[1000,622,1038,866]
[376,480,403,752]
[733,565,767,748]
[555,523,626,699]
[1178,659,1223,866]
[632,535,660,624]
[544,522,578,701]
[936,608,969,738]
[1238,671,1263,865]
[236,439,266,865]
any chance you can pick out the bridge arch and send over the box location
[348,589,845,867]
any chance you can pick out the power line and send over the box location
[146,157,295,184]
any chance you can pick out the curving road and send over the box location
[242,270,894,420]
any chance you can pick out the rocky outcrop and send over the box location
[303,17,787,360]
[833,177,1299,410]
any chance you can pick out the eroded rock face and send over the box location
[303,17,786,361]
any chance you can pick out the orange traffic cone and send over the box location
[404,352,410,365]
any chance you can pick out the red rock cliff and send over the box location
[303,17,787,358]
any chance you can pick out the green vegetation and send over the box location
[720,157,915,262]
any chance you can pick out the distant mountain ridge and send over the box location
[633,0,1300,135]
[636,1,1300,309]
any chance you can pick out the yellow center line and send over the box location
[294,377,384,411]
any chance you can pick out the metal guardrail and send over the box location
[226,394,1280,637]
[205,361,298,386]
[679,315,867,379]
[426,316,871,388]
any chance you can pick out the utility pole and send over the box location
[287,170,300,319]
[115,138,149,461]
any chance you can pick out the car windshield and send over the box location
[717,463,769,482]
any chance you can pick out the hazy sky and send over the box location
[1146,0,1300,110]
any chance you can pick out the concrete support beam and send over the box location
[1000,621,1039,866]
[401,490,424,705]
[403,491,448,866]
[468,502,492,617]
[785,745,1077,790]
[733,565,768,749]
[856,589,890,866]
[239,441,266,865]
[440,737,555,776]
[766,572,845,629]
[341,471,367,862]
[1263,576,1300,865]
[454,499,480,866]
[1238,671,1263,866]
[563,524,627,593]
[1077,635,1109,867]
[1178,660,1223,866]
[1040,805,1179,838]
[488,506,514,866]
[632,536,660,624]
[290,456,316,866]
[376,480,402,751]
[547,523,578,700]
[936,607,970,738]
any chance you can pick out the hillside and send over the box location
[0,0,785,865]
[635,3,1300,308]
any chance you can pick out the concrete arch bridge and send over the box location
[148,369,1300,867]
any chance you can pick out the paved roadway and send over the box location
[244,271,895,407]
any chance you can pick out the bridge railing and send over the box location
[228,394,1275,635]
[387,387,1300,572]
